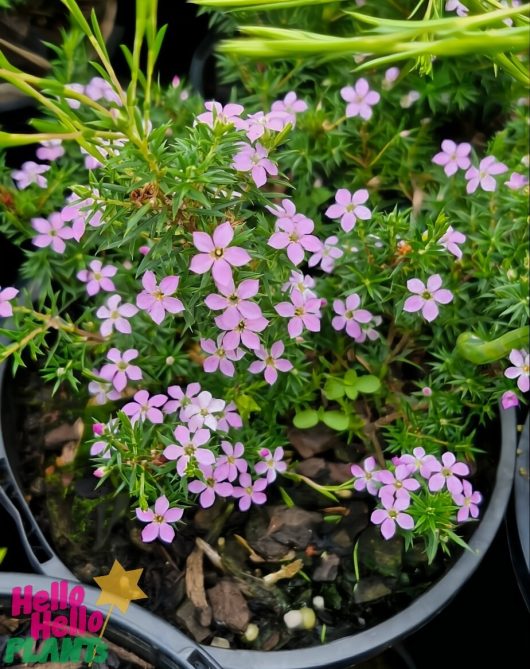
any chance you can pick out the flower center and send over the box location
[117,361,127,371]
[294,307,305,316]
[50,229,58,236]
[265,356,275,366]
[244,486,253,495]
[442,467,452,477]
[523,364,529,374]
[200,408,209,416]
[422,291,432,300]
[289,233,300,242]
[153,289,165,301]
[93,272,102,280]
[237,320,246,332]
[217,347,226,358]
[184,444,195,456]
[111,310,120,319]
[395,480,403,488]
[154,514,165,524]
[388,510,397,519]
[345,310,354,319]
[228,294,239,305]
[346,204,354,212]
[214,248,224,258]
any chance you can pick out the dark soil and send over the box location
[2,368,501,652]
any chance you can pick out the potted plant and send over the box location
[0,0,528,666]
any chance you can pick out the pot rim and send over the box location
[0,360,517,669]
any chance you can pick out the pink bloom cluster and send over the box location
[267,199,322,265]
[351,449,481,540]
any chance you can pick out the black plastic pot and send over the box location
[0,572,222,669]
[0,349,518,669]
[507,413,530,610]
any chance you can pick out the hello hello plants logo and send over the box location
[3,561,146,664]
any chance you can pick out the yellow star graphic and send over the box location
[93,560,147,614]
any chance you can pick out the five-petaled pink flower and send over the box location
[216,441,248,482]
[351,456,380,496]
[197,101,246,129]
[184,391,226,432]
[438,226,466,259]
[136,271,184,325]
[452,480,482,523]
[136,495,183,543]
[505,172,529,190]
[341,79,380,120]
[96,294,138,336]
[88,375,121,404]
[205,278,261,320]
[377,465,421,503]
[0,286,18,318]
[232,473,268,511]
[248,341,293,385]
[271,91,308,126]
[216,310,269,351]
[371,496,414,540]
[36,140,65,162]
[200,335,245,377]
[164,425,214,476]
[504,349,529,393]
[190,222,251,286]
[432,140,471,176]
[332,293,373,339]
[266,198,298,225]
[282,271,316,299]
[254,447,287,483]
[428,452,469,494]
[245,111,288,142]
[32,213,74,254]
[396,447,438,479]
[268,217,322,266]
[188,465,233,508]
[501,390,520,410]
[232,142,278,188]
[77,260,117,296]
[403,275,453,322]
[308,235,343,273]
[12,161,50,189]
[164,382,201,417]
[325,189,371,232]
[217,402,243,432]
[123,389,167,425]
[465,155,508,193]
[275,290,322,338]
[100,348,143,392]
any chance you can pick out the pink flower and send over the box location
[217,402,243,432]
[432,140,471,176]
[136,495,183,543]
[465,156,508,193]
[325,189,371,232]
[164,382,201,416]
[248,341,293,385]
[383,67,400,89]
[36,140,65,162]
[245,111,288,142]
[254,447,287,483]
[96,294,138,336]
[501,390,520,410]
[123,389,167,425]
[188,465,233,508]
[332,293,373,339]
[163,425,214,476]
[355,315,382,343]
[12,161,50,189]
[308,235,344,273]
[268,217,322,265]
[438,226,466,259]
[281,271,316,299]
[31,213,74,254]
[204,278,261,320]
[65,82,84,109]
[445,0,468,16]
[190,222,251,286]
[77,260,117,296]
[452,480,482,523]
[351,456,380,495]
[216,310,269,351]
[505,172,529,190]
[85,77,121,105]
[275,290,322,338]
[90,440,114,460]
[504,349,529,393]
[88,372,121,404]
[232,473,268,511]
[396,447,438,479]
[232,142,278,188]
[0,286,18,318]
[377,465,421,503]
[197,101,246,129]
[271,91,308,125]
[184,391,226,431]
[216,441,248,482]
[200,335,245,377]
[61,192,104,237]
[266,198,298,224]
[371,496,414,540]
[100,348,143,392]
[428,452,469,494]
[136,271,184,324]
[340,79,380,120]
[403,275,453,322]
